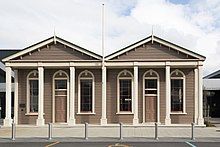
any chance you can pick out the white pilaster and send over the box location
[165,64,171,125]
[197,65,204,125]
[36,66,45,126]
[3,66,12,126]
[100,66,107,125]
[68,66,76,125]
[194,68,198,124]
[14,70,18,124]
[133,65,139,125]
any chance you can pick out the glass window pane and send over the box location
[80,79,93,112]
[119,79,132,111]
[29,80,38,112]
[145,79,157,89]
[55,80,67,89]
[171,79,183,112]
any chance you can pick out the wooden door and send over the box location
[145,96,157,122]
[55,79,67,123]
[55,95,67,122]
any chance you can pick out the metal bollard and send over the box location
[191,122,195,140]
[119,122,123,140]
[155,122,158,140]
[11,122,15,141]
[48,123,52,140]
[85,122,88,140]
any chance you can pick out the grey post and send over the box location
[191,122,195,140]
[11,122,15,141]
[119,122,123,140]
[85,122,88,140]
[155,122,158,140]
[48,123,52,140]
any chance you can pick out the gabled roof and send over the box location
[2,36,102,62]
[204,69,220,79]
[105,35,206,60]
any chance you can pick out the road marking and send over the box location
[108,143,131,147]
[185,141,197,147]
[45,141,60,147]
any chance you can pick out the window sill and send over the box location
[25,113,45,116]
[25,113,38,116]
[77,112,96,115]
[116,112,134,115]
[171,112,187,115]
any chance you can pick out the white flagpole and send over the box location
[102,3,105,64]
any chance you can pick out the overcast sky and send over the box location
[0,0,220,76]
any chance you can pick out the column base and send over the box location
[68,119,76,126]
[197,117,204,125]
[165,118,171,125]
[36,118,45,126]
[133,118,139,125]
[100,118,107,125]
[3,118,12,126]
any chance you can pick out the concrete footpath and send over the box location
[0,125,220,140]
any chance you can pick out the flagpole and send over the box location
[102,3,105,65]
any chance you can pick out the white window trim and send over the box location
[142,69,160,123]
[117,70,134,114]
[26,70,38,115]
[170,69,186,114]
[78,70,95,114]
[52,70,69,123]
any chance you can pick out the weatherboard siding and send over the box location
[15,42,97,61]
[111,42,195,60]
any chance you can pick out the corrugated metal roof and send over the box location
[203,79,220,90]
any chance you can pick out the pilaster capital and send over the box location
[69,62,75,67]
[37,62,43,67]
[133,62,138,66]
[197,61,203,66]
[165,61,171,66]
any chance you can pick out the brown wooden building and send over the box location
[2,35,205,126]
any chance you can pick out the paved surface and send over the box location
[0,141,220,147]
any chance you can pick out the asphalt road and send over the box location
[0,142,220,147]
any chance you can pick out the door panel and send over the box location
[145,96,157,122]
[55,95,67,122]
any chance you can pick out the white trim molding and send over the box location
[26,70,39,115]
[170,69,186,114]
[117,70,134,114]
[77,70,95,114]
[69,67,76,125]
[142,69,160,124]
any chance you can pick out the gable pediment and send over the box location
[106,35,205,61]
[111,42,196,60]
[3,36,102,62]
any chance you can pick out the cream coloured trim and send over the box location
[52,70,69,123]
[194,68,198,124]
[105,38,151,60]
[3,38,54,62]
[78,70,95,114]
[14,70,18,124]
[170,69,186,114]
[5,61,200,68]
[142,69,160,123]
[117,70,134,114]
[26,70,38,115]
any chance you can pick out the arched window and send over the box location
[78,70,95,114]
[26,70,38,114]
[117,70,133,113]
[171,69,186,113]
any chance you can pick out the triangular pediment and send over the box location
[106,35,205,61]
[3,36,102,62]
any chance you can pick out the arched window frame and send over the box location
[117,70,134,114]
[142,69,160,123]
[78,70,95,114]
[52,70,69,123]
[26,70,38,115]
[170,69,186,114]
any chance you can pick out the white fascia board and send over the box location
[203,79,220,90]
[57,38,102,60]
[2,38,54,62]
[154,38,205,60]
[105,38,151,60]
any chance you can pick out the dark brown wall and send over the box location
[17,43,97,61]
[17,67,195,125]
[112,42,195,60]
